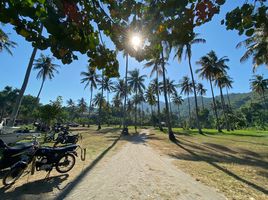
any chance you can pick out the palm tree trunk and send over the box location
[226,88,234,131]
[177,105,182,127]
[135,90,137,132]
[168,93,172,122]
[262,91,267,110]
[187,51,202,134]
[220,86,230,131]
[201,95,204,110]
[88,86,93,127]
[156,73,163,131]
[160,48,175,141]
[226,88,231,107]
[8,25,43,126]
[36,78,45,101]
[187,96,191,127]
[209,77,221,132]
[9,49,37,125]
[122,54,129,134]
[107,91,109,126]
[97,70,104,130]
[141,102,144,127]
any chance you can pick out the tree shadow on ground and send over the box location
[55,133,121,200]
[170,137,268,195]
[121,132,164,145]
[96,128,121,134]
[205,134,268,146]
[0,174,69,199]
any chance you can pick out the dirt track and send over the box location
[60,130,226,200]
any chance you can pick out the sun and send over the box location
[130,34,142,50]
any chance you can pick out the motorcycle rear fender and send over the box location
[66,151,77,157]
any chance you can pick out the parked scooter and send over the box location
[2,143,79,186]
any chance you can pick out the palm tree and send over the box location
[160,78,177,119]
[97,70,105,130]
[114,79,127,127]
[196,51,229,132]
[236,25,268,72]
[145,85,157,124]
[214,74,231,131]
[250,75,268,108]
[100,77,115,106]
[67,99,76,120]
[173,33,206,134]
[33,54,60,100]
[138,92,146,127]
[179,76,193,124]
[160,42,176,141]
[196,83,207,110]
[128,69,146,131]
[171,93,184,126]
[78,98,87,126]
[93,93,106,108]
[81,66,100,127]
[8,25,43,126]
[144,55,165,130]
[0,28,17,55]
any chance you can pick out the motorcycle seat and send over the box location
[39,144,77,153]
[7,142,34,151]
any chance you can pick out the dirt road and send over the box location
[60,130,226,200]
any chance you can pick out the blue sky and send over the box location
[0,1,267,106]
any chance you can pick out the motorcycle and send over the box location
[53,128,79,147]
[2,143,79,186]
[0,139,37,170]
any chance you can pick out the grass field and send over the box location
[148,128,268,200]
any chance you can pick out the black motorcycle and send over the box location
[2,144,79,186]
[0,139,37,170]
[54,128,79,147]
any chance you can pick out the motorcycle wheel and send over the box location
[3,167,25,186]
[55,153,76,173]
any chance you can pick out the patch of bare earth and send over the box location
[148,129,268,200]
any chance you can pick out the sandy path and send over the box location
[62,130,226,200]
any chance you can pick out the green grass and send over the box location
[157,127,268,137]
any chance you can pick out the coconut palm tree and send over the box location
[173,33,206,134]
[66,99,76,120]
[250,74,268,108]
[179,76,193,123]
[80,66,100,127]
[33,54,60,100]
[8,25,43,126]
[159,78,177,119]
[128,69,146,131]
[236,25,268,72]
[196,51,229,132]
[160,42,176,141]
[196,83,207,110]
[93,93,106,108]
[0,28,17,55]
[114,79,127,127]
[171,93,184,126]
[214,74,231,131]
[100,77,115,106]
[144,55,166,130]
[78,98,87,126]
[145,85,157,123]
